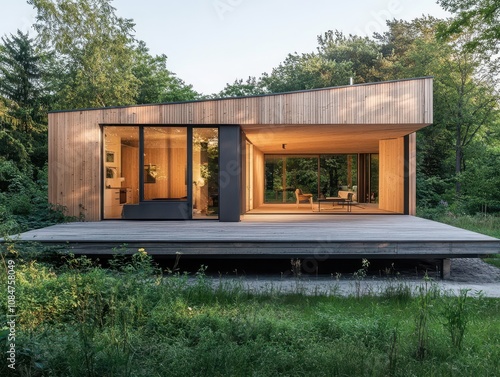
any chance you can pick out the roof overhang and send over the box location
[49,77,433,154]
[242,123,429,154]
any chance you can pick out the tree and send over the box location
[0,30,46,134]
[437,0,500,53]
[0,30,49,169]
[260,52,354,93]
[317,30,384,83]
[377,17,500,199]
[374,16,446,80]
[28,0,140,109]
[217,77,265,98]
[435,34,499,195]
[133,41,198,104]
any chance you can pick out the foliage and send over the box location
[0,1,201,236]
[217,76,265,98]
[442,289,470,350]
[133,41,198,104]
[0,30,47,134]
[1,0,500,237]
[0,162,73,236]
[28,0,140,109]
[0,30,48,172]
[1,249,500,376]
[378,17,500,201]
[437,0,500,53]
[317,30,385,83]
[260,52,354,93]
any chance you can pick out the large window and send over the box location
[192,128,219,218]
[264,154,358,203]
[103,125,219,220]
[103,126,139,219]
[143,127,187,201]
[319,155,358,198]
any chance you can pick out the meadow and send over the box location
[1,244,499,377]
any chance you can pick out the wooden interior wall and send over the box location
[121,145,139,203]
[144,147,186,199]
[379,137,405,213]
[253,146,265,207]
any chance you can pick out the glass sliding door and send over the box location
[192,128,219,219]
[103,126,139,219]
[143,127,187,201]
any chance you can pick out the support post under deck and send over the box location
[441,258,451,279]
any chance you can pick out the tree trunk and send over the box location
[455,124,462,196]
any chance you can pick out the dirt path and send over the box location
[208,258,500,298]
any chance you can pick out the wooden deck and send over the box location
[7,215,499,259]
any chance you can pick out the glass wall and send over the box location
[192,128,219,219]
[143,127,187,201]
[319,155,358,198]
[103,126,139,219]
[265,156,318,203]
[104,125,209,219]
[264,154,359,203]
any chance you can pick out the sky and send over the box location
[0,0,450,95]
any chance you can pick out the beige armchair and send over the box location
[295,188,313,209]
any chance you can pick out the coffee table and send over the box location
[317,197,352,212]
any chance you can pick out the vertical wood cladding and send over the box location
[48,78,432,220]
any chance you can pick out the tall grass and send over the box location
[1,246,500,377]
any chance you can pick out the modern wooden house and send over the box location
[48,77,433,222]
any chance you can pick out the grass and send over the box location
[1,247,500,377]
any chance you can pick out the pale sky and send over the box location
[0,0,450,95]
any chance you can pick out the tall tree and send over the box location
[28,0,140,109]
[379,17,500,198]
[0,30,46,134]
[435,33,499,195]
[0,30,49,169]
[132,41,198,104]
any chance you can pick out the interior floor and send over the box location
[246,203,393,215]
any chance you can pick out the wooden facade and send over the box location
[48,77,433,221]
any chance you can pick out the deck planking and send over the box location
[5,215,499,258]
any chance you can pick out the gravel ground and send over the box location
[205,258,500,298]
[448,258,500,282]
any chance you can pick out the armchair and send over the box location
[295,188,313,209]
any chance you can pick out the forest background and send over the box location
[0,0,499,235]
